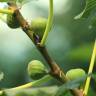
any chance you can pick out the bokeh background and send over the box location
[0,0,95,89]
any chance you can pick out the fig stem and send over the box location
[40,0,53,46]
[83,40,96,96]
[0,75,52,94]
[0,9,13,14]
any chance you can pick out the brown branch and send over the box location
[8,2,83,96]
[37,45,83,96]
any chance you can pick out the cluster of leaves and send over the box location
[0,73,96,96]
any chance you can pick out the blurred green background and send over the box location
[0,0,95,88]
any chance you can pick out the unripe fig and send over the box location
[66,68,86,80]
[30,18,47,39]
[7,14,20,28]
[27,60,47,80]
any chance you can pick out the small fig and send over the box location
[7,14,20,28]
[30,18,47,39]
[27,60,47,80]
[66,68,86,80]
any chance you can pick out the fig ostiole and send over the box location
[27,60,48,80]
[7,14,20,29]
[30,17,47,40]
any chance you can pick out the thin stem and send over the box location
[40,0,53,46]
[83,40,96,96]
[0,75,52,94]
[0,9,13,14]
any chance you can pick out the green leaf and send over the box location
[75,0,96,19]
[4,86,58,96]
[55,74,90,96]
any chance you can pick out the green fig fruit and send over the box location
[27,60,47,80]
[66,68,86,80]
[30,18,47,39]
[66,68,86,89]
[7,14,20,28]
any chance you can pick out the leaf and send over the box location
[55,74,91,96]
[3,86,58,96]
[75,0,96,19]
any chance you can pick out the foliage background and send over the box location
[0,0,96,95]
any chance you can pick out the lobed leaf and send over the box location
[75,0,96,19]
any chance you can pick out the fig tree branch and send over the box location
[7,2,83,96]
